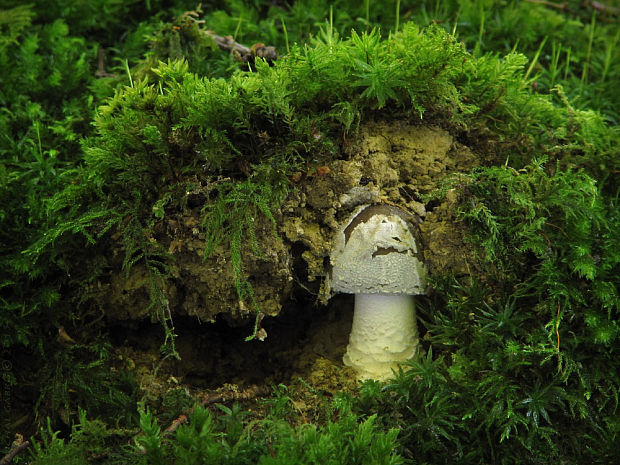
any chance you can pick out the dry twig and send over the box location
[181,4,277,64]
[588,0,620,15]
[0,434,30,465]
[94,45,116,78]
[206,32,278,64]
[164,384,270,435]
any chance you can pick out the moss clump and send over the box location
[28,23,475,345]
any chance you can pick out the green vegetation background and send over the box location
[0,0,618,463]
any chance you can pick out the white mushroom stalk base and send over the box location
[343,293,419,381]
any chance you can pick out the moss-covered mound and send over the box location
[1,1,618,464]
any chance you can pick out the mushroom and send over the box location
[329,204,427,380]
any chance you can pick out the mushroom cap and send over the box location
[330,204,426,295]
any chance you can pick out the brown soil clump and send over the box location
[283,119,484,303]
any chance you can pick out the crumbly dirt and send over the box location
[282,119,484,302]
[102,210,293,322]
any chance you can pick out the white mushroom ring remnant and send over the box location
[330,204,427,380]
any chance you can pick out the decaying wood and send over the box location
[0,434,30,465]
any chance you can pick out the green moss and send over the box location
[30,395,404,465]
[369,157,618,462]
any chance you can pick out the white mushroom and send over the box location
[330,204,426,380]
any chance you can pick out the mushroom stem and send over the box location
[343,293,419,380]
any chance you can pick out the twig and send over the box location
[96,4,278,79]
[165,414,188,434]
[544,221,569,238]
[200,384,270,405]
[182,4,277,64]
[526,0,620,16]
[205,31,278,64]
[0,435,30,465]
[164,384,270,435]
[588,1,620,15]
[95,45,116,78]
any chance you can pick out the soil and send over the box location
[103,211,293,322]
[282,118,484,301]
[110,293,358,422]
